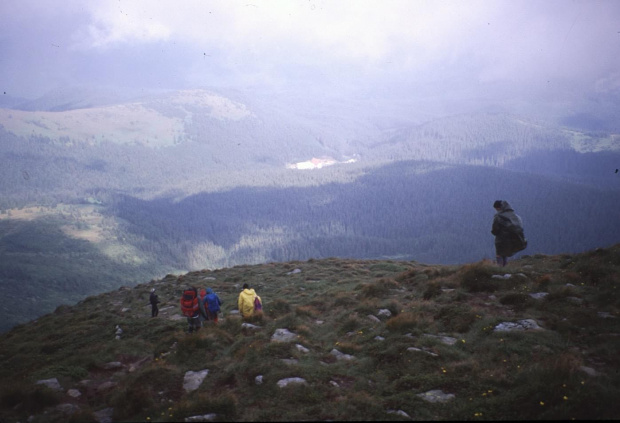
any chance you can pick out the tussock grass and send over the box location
[1,249,620,421]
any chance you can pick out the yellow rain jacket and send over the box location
[238,288,261,318]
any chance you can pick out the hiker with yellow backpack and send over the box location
[237,283,262,320]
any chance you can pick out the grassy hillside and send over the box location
[1,245,619,421]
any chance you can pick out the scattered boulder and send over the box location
[36,378,62,391]
[492,274,512,280]
[93,407,114,423]
[367,314,381,323]
[287,268,302,275]
[97,381,118,392]
[407,347,438,357]
[255,375,264,385]
[493,319,543,332]
[277,377,307,388]
[387,409,411,419]
[295,344,310,353]
[281,358,299,365]
[598,312,616,319]
[67,389,82,398]
[271,328,298,342]
[374,336,385,342]
[185,414,217,422]
[377,309,392,318]
[579,366,599,377]
[183,369,209,392]
[241,323,261,330]
[416,389,455,403]
[330,349,355,361]
[100,361,123,370]
[529,292,549,300]
[424,334,457,345]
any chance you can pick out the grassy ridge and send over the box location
[0,246,619,421]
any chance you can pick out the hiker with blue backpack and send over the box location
[203,288,223,323]
[492,200,527,267]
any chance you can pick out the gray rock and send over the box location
[315,320,325,325]
[407,347,439,357]
[97,381,118,392]
[424,334,457,345]
[295,344,310,353]
[374,336,385,341]
[277,377,307,388]
[387,409,411,419]
[241,323,261,330]
[493,319,543,332]
[185,414,217,422]
[377,309,392,317]
[67,388,82,398]
[281,358,299,365]
[598,312,616,319]
[183,369,209,392]
[229,310,240,315]
[330,380,340,387]
[330,348,355,361]
[287,268,302,275]
[271,328,298,342]
[529,292,548,300]
[255,375,263,385]
[93,407,114,423]
[100,361,123,370]
[417,389,455,403]
[36,378,62,391]
[579,366,599,377]
[367,314,381,323]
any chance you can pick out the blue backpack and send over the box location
[205,293,221,313]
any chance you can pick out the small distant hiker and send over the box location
[492,200,527,267]
[238,283,262,320]
[180,286,201,333]
[149,288,159,317]
[204,288,223,323]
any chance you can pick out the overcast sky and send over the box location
[1,0,619,115]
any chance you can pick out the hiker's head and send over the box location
[151,288,155,293]
[242,283,249,289]
[493,200,502,210]
[207,287,213,294]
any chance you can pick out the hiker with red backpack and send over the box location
[237,283,262,320]
[180,286,203,333]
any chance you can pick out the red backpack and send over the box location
[180,289,199,317]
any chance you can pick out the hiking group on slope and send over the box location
[180,286,223,333]
[178,283,262,332]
